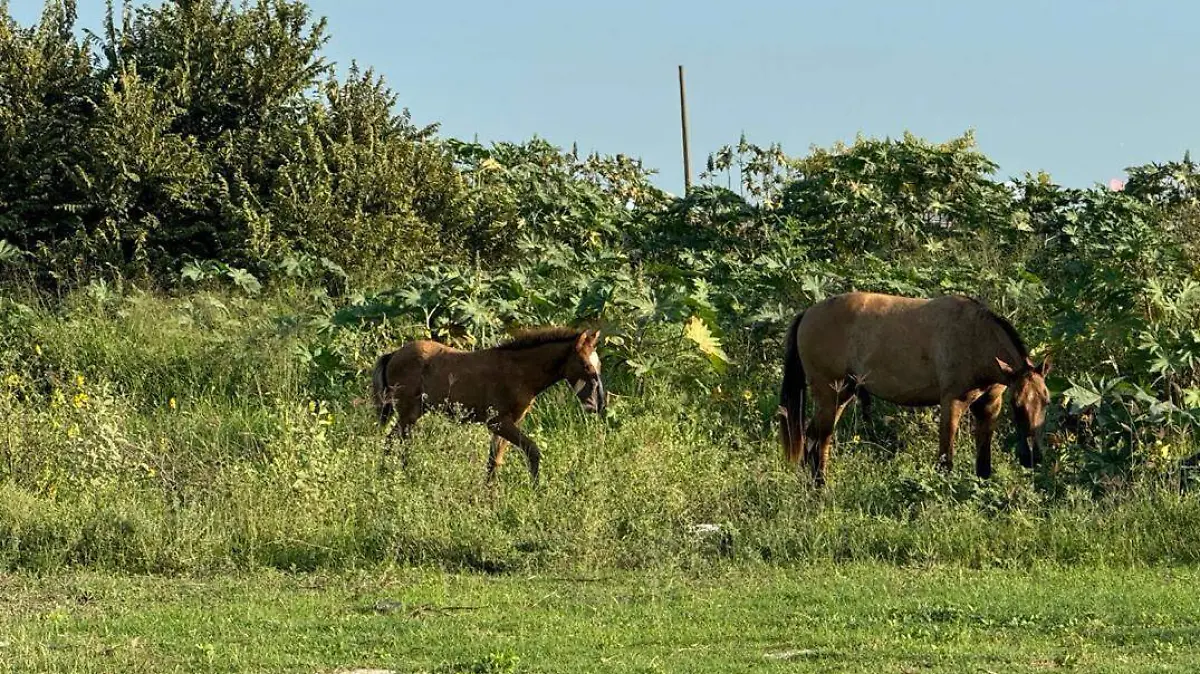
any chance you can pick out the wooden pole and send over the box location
[678,65,692,195]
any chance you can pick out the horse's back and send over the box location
[799,291,936,345]
[797,292,982,404]
[810,291,931,321]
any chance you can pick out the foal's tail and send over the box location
[371,351,395,426]
[779,310,807,466]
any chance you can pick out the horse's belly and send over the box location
[849,353,942,407]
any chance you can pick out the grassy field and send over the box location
[3,564,1200,673]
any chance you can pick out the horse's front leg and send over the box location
[491,420,543,486]
[937,397,967,473]
[971,386,1004,479]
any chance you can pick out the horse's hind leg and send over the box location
[806,382,853,487]
[970,386,1004,478]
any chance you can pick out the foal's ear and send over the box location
[576,329,600,350]
[1035,353,1053,377]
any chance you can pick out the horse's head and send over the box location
[996,354,1053,468]
[565,329,606,416]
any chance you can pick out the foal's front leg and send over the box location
[491,419,543,486]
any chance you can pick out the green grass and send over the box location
[3,564,1200,672]
[3,288,1200,574]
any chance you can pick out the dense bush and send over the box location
[0,0,470,278]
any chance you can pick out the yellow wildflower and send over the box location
[169,397,177,411]
[72,392,88,409]
[75,373,85,388]
[34,344,42,356]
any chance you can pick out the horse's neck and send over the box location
[504,342,570,393]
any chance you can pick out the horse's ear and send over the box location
[995,356,1018,378]
[1036,354,1053,377]
[575,331,590,350]
[589,329,601,346]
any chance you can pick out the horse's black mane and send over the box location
[493,327,583,351]
[967,297,1029,360]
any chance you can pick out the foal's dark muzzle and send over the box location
[574,377,607,416]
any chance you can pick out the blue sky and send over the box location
[11,0,1198,195]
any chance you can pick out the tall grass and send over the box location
[1,286,1199,574]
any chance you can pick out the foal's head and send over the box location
[563,329,606,415]
[997,354,1053,468]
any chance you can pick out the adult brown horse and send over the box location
[779,292,1051,486]
[371,327,605,484]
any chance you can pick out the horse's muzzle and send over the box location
[1017,435,1043,468]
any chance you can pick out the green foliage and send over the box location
[448,137,666,264]
[779,130,1013,258]
[265,63,470,273]
[0,0,96,258]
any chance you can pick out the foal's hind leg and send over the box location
[486,436,510,482]
[383,402,421,472]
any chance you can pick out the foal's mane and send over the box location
[493,327,584,351]
[966,297,1030,360]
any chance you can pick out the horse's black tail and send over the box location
[779,310,807,466]
[371,351,395,426]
